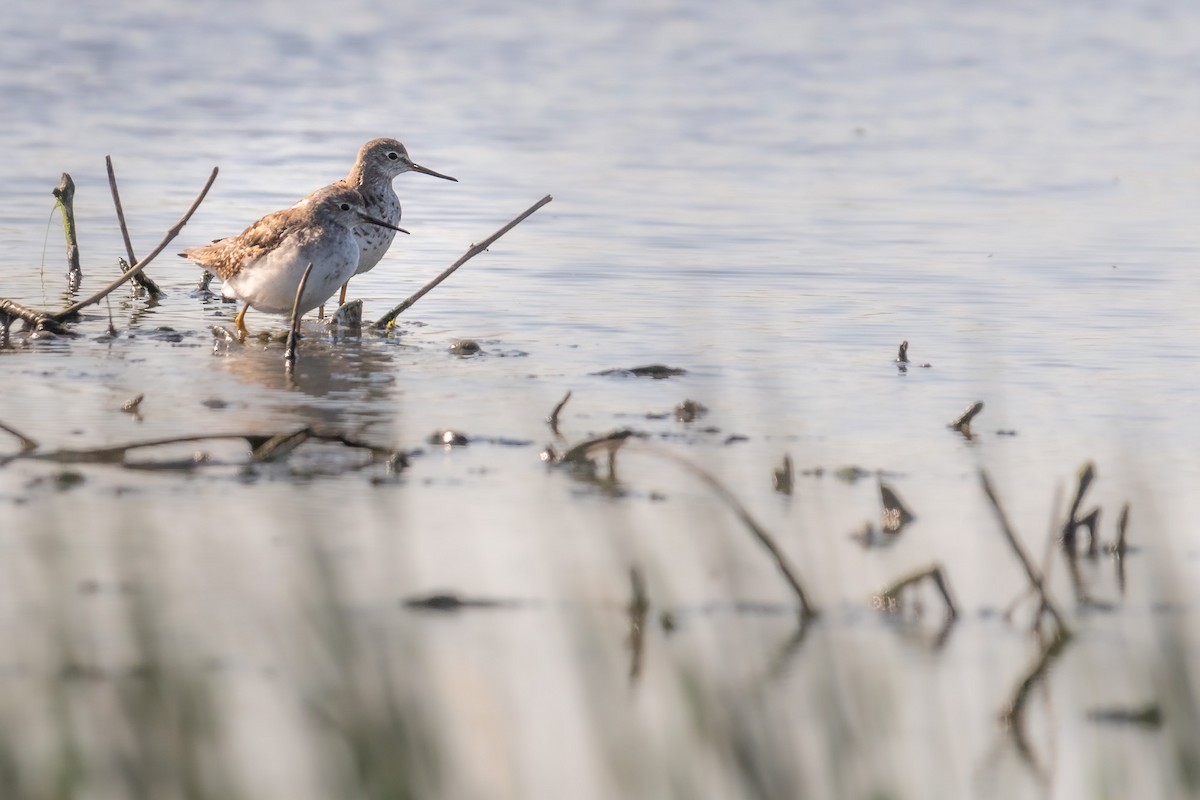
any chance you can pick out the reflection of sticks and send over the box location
[106,156,163,299]
[373,194,553,330]
[547,390,572,436]
[1000,629,1071,765]
[557,435,817,619]
[0,420,38,454]
[627,567,649,681]
[53,168,218,321]
[980,471,1070,637]
[876,563,958,618]
[52,173,82,283]
[5,427,395,470]
[285,262,315,369]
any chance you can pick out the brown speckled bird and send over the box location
[181,186,407,338]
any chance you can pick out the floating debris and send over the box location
[1086,705,1162,728]
[449,338,482,356]
[880,481,915,533]
[120,394,145,414]
[402,592,514,611]
[324,299,363,331]
[594,365,688,379]
[949,401,984,438]
[895,340,931,370]
[773,455,793,495]
[674,399,708,422]
[834,465,873,484]
[428,430,469,447]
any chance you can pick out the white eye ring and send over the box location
[387,151,400,160]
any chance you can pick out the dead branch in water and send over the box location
[1,426,397,472]
[52,173,82,286]
[106,156,163,299]
[980,470,1070,639]
[549,433,817,620]
[55,167,218,321]
[547,390,572,436]
[373,194,553,330]
[875,563,958,619]
[0,168,218,335]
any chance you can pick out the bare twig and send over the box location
[547,390,572,435]
[1061,462,1100,555]
[52,173,82,284]
[0,299,72,335]
[106,155,163,298]
[285,261,315,368]
[980,470,1070,638]
[876,563,958,618]
[950,401,984,436]
[554,435,817,619]
[373,194,553,330]
[51,167,219,322]
[0,420,39,453]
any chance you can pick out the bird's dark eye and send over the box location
[340,202,351,211]
[387,151,400,160]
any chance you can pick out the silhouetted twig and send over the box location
[373,194,553,329]
[106,156,163,299]
[51,167,219,322]
[980,471,1070,638]
[547,390,572,436]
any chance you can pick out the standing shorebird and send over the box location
[181,186,408,338]
[321,138,457,314]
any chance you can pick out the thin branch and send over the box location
[0,420,39,453]
[877,563,958,618]
[547,390,572,436]
[373,194,553,330]
[557,436,817,619]
[0,299,72,335]
[285,261,315,368]
[106,155,163,299]
[51,167,219,322]
[979,470,1070,638]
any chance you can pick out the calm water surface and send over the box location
[1,1,1198,797]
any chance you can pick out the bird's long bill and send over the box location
[408,161,458,182]
[359,213,410,234]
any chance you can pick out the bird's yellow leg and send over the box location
[339,281,349,306]
[234,304,250,340]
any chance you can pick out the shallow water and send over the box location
[1,0,1199,797]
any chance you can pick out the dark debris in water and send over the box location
[594,364,688,379]
[426,430,534,448]
[449,339,482,357]
[1087,705,1163,728]
[402,591,522,612]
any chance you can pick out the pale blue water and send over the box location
[0,1,1198,797]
